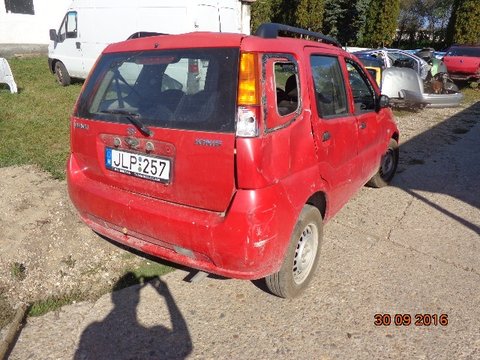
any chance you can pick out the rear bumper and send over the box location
[399,90,463,108]
[67,154,296,280]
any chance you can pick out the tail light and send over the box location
[236,52,260,138]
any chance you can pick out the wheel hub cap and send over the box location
[293,223,318,285]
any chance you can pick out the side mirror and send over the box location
[49,29,58,42]
[376,94,390,111]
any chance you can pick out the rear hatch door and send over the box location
[73,47,239,212]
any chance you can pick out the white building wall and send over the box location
[0,0,70,44]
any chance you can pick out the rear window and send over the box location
[446,47,480,57]
[76,48,239,132]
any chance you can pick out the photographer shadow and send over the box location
[75,273,192,360]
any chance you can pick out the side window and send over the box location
[65,11,78,39]
[346,60,376,113]
[310,55,348,118]
[264,56,299,130]
[275,62,298,116]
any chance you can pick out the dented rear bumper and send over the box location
[67,154,296,280]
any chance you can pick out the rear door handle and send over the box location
[76,42,81,49]
[322,131,331,142]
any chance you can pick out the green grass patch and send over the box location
[461,87,480,105]
[28,292,83,317]
[10,262,27,281]
[0,56,82,179]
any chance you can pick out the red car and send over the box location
[68,24,399,298]
[442,45,480,82]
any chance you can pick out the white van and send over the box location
[48,0,253,85]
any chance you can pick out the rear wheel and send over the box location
[54,61,71,86]
[265,205,323,298]
[367,138,399,188]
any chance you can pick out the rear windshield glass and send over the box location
[446,47,480,57]
[76,48,239,132]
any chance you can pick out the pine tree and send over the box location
[361,0,401,47]
[250,0,275,33]
[322,0,346,39]
[295,0,325,32]
[447,0,480,45]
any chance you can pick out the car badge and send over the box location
[127,127,136,136]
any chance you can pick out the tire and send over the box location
[54,61,71,86]
[265,205,323,298]
[367,138,399,188]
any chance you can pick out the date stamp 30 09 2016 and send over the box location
[374,314,449,327]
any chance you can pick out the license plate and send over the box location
[105,147,171,183]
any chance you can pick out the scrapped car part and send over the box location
[0,58,18,93]
[382,67,463,109]
[354,49,430,80]
[68,23,399,298]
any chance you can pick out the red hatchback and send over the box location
[443,45,480,82]
[68,24,399,297]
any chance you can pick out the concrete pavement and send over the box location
[7,117,480,359]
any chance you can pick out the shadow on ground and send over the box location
[75,273,192,360]
[392,101,480,234]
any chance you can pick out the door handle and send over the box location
[359,122,367,129]
[322,131,331,142]
[76,42,81,49]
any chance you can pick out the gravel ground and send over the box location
[0,98,479,332]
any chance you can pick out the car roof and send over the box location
[104,26,347,57]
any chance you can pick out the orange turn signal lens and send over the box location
[238,52,259,105]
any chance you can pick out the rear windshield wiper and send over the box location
[100,109,153,137]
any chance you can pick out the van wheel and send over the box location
[55,61,71,86]
[265,205,323,298]
[367,139,399,188]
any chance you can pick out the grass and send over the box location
[461,86,480,105]
[10,262,27,281]
[0,56,81,179]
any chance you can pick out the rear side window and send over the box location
[310,55,348,118]
[76,48,239,133]
[275,62,299,116]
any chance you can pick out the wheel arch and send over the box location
[392,131,399,143]
[305,191,327,220]
[49,58,58,74]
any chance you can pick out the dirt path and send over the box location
[0,166,144,325]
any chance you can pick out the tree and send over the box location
[395,0,423,47]
[321,0,371,46]
[361,0,401,47]
[447,0,480,45]
[295,0,324,32]
[250,0,275,33]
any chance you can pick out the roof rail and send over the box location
[255,23,341,48]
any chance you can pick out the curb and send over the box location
[0,303,27,359]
